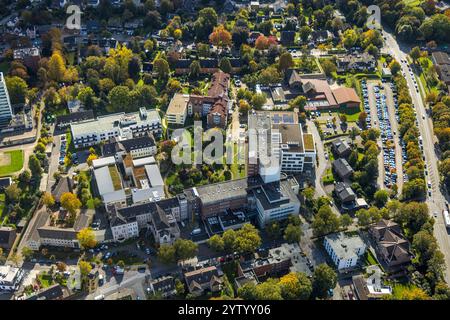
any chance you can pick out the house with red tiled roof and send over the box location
[332,87,361,108]
[187,71,231,129]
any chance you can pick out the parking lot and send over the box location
[363,80,400,189]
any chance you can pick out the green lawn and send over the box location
[364,250,379,266]
[0,150,24,176]
[37,274,54,288]
[322,168,335,185]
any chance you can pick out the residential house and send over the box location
[237,243,312,281]
[352,267,392,300]
[324,232,367,271]
[335,182,356,204]
[184,266,223,297]
[110,198,183,244]
[332,158,354,180]
[187,71,231,129]
[149,276,177,298]
[336,52,376,73]
[0,226,16,250]
[26,284,70,300]
[369,219,412,268]
[431,51,450,91]
[148,203,180,244]
[13,47,40,72]
[331,138,351,158]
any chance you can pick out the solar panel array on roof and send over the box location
[272,114,282,124]
[283,114,294,123]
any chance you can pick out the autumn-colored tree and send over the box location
[209,25,232,48]
[279,272,312,300]
[77,228,97,249]
[42,192,55,207]
[86,154,98,167]
[60,192,82,215]
[173,29,182,39]
[48,51,66,83]
[255,35,269,50]
[79,260,92,276]
[56,261,67,272]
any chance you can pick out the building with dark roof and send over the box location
[337,52,376,73]
[26,284,69,300]
[101,134,157,159]
[331,138,351,158]
[237,243,311,281]
[51,177,74,204]
[369,219,412,269]
[192,178,248,219]
[0,177,12,190]
[432,51,450,90]
[110,197,182,244]
[0,226,16,250]
[280,31,295,46]
[335,182,356,204]
[332,158,354,180]
[184,266,223,297]
[149,276,177,298]
[56,110,94,130]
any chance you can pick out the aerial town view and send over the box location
[0,0,450,306]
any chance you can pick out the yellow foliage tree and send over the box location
[79,260,92,276]
[42,192,55,207]
[60,192,81,215]
[48,51,66,83]
[86,154,98,167]
[77,228,97,249]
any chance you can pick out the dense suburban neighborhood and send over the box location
[0,0,449,303]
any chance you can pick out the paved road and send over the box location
[384,29,450,283]
[307,119,327,198]
[306,119,341,215]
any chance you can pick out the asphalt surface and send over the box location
[367,81,387,190]
[383,29,450,283]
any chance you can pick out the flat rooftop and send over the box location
[71,109,160,136]
[167,93,189,115]
[194,178,248,206]
[325,232,365,260]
